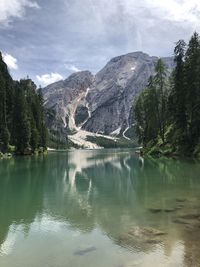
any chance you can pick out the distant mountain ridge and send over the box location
[43,51,174,143]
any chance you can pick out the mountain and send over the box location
[44,71,93,135]
[82,52,174,135]
[43,52,174,145]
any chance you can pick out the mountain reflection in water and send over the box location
[0,149,200,267]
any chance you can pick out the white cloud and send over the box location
[145,0,200,24]
[62,0,200,59]
[101,0,200,25]
[36,73,63,86]
[1,0,200,82]
[0,0,39,26]
[65,64,81,73]
[2,53,18,70]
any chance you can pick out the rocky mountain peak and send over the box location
[43,51,174,139]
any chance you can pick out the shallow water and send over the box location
[0,149,200,267]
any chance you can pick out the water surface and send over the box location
[0,149,200,267]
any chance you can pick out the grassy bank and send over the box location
[86,136,137,149]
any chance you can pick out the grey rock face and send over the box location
[83,52,174,134]
[43,52,174,136]
[43,71,94,133]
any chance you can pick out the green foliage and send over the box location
[124,125,136,139]
[0,52,48,155]
[48,132,76,149]
[193,144,200,158]
[75,105,89,126]
[134,32,200,157]
[86,136,137,148]
[12,82,31,153]
[0,127,10,151]
[184,33,200,150]
[134,61,168,146]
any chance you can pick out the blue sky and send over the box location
[0,0,200,86]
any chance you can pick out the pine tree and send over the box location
[0,53,10,152]
[134,60,168,148]
[170,40,187,148]
[19,79,48,152]
[37,88,48,148]
[12,82,31,154]
[0,51,48,154]
[29,112,39,151]
[184,32,200,149]
[134,76,160,146]
[154,59,167,143]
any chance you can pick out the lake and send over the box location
[0,149,200,267]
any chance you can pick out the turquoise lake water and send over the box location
[0,149,200,267]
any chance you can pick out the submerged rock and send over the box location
[173,219,190,225]
[179,213,200,220]
[120,259,143,267]
[175,205,184,210]
[164,208,177,213]
[149,207,177,213]
[185,222,200,231]
[127,227,166,237]
[148,208,162,213]
[118,226,167,251]
[176,198,186,203]
[74,246,96,256]
[173,212,200,229]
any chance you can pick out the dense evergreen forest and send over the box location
[2,32,200,157]
[0,52,47,155]
[134,32,200,157]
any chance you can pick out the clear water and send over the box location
[0,149,200,267]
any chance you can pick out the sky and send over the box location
[0,0,200,86]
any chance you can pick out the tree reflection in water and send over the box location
[0,150,200,266]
